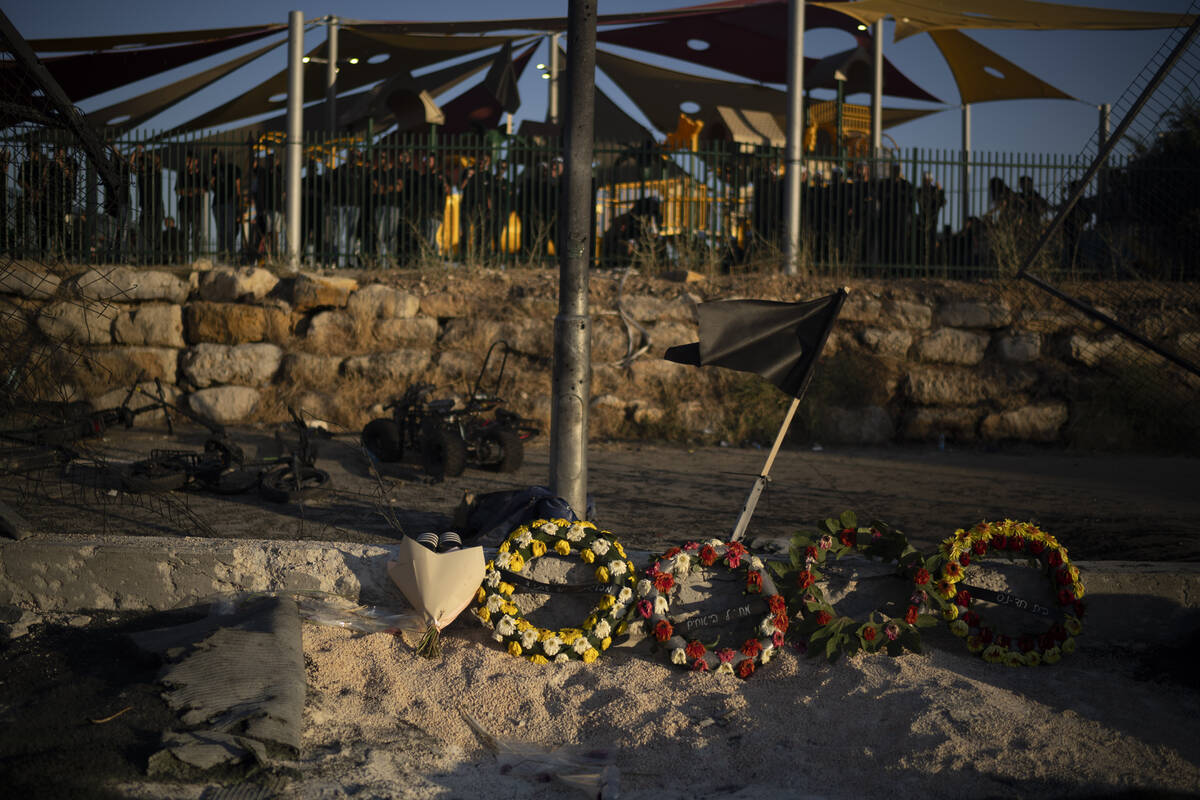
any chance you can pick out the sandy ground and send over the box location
[2,429,1200,798]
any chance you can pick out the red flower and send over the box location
[1054,568,1072,585]
[742,638,763,657]
[717,648,736,663]
[1073,600,1087,618]
[1018,636,1035,653]
[772,613,790,634]
[1057,588,1074,606]
[862,625,877,642]
[972,540,988,556]
[737,659,756,679]
[962,611,980,627]
[746,571,763,593]
[980,627,994,644]
[958,553,971,567]
[772,630,785,648]
[914,568,931,585]
[1039,633,1056,651]
[871,528,882,539]
[992,535,1008,551]
[699,545,718,566]
[727,542,748,558]
[691,658,709,672]
[839,528,857,548]
[1029,540,1046,555]
[796,570,815,590]
[768,594,787,615]
[1047,549,1064,567]
[904,605,919,625]
[1010,536,1025,552]
[1050,624,1068,642]
[815,610,833,626]
[725,551,743,568]
[685,640,706,659]
[955,589,972,607]
[996,634,1011,649]
[637,599,653,619]
[804,546,819,563]
[645,562,661,577]
[654,619,674,642]
[664,547,682,558]
[684,541,700,551]
[654,572,675,592]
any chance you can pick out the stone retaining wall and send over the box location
[4,263,1197,448]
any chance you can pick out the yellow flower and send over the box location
[613,543,626,558]
[501,602,518,616]
[531,540,547,558]
[598,595,615,610]
[1024,651,1041,667]
[508,641,523,657]
[941,560,963,582]
[1062,637,1076,654]
[539,628,557,641]
[515,619,532,632]
[475,587,487,604]
[1064,616,1083,636]
[509,553,525,572]
[601,637,612,650]
[616,620,629,635]
[555,540,571,556]
[1072,582,1086,600]
[581,549,595,564]
[1043,646,1062,664]
[475,607,491,623]
[529,654,549,665]
[595,566,610,583]
[582,648,599,663]
[949,619,969,637]
[982,645,1005,663]
[498,582,516,597]
[583,615,598,629]
[560,629,581,644]
[499,542,510,554]
[936,579,957,599]
[942,604,959,621]
[1003,651,1024,667]
[966,635,985,653]
[626,560,636,575]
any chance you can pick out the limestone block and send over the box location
[1063,334,1120,367]
[840,293,883,324]
[419,291,466,318]
[900,407,983,441]
[278,352,343,387]
[84,346,178,388]
[187,386,260,425]
[346,284,420,320]
[197,267,279,303]
[0,264,61,299]
[936,300,1012,329]
[0,297,33,337]
[181,342,282,388]
[112,303,185,347]
[996,332,1042,363]
[1015,309,1071,334]
[658,294,699,323]
[74,266,189,304]
[632,404,665,424]
[291,390,338,424]
[341,350,432,383]
[304,310,356,353]
[1178,331,1200,358]
[858,327,913,358]
[373,316,439,348]
[821,406,895,445]
[981,403,1068,443]
[184,302,290,345]
[914,328,989,365]
[883,299,932,329]
[37,299,115,344]
[436,350,479,379]
[905,366,991,405]
[290,273,358,311]
[440,317,501,349]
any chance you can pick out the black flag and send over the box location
[663,289,847,399]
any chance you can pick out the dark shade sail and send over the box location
[437,41,536,135]
[27,24,285,52]
[664,289,848,398]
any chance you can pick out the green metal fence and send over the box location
[6,127,1195,280]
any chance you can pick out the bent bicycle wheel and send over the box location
[197,467,260,495]
[259,465,331,504]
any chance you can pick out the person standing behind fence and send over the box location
[411,152,447,257]
[916,171,945,266]
[253,150,283,261]
[877,163,915,265]
[133,145,163,264]
[17,148,47,258]
[46,146,76,262]
[0,149,10,254]
[175,150,204,263]
[460,152,494,262]
[330,149,363,269]
[372,152,401,268]
[209,149,241,264]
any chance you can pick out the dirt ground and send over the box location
[3,424,1199,561]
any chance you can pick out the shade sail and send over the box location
[27,24,285,52]
[164,30,514,134]
[929,29,1075,104]
[806,35,942,101]
[84,37,286,133]
[26,27,281,103]
[522,83,658,145]
[812,0,1196,41]
[438,41,536,135]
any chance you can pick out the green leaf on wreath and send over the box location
[825,634,840,661]
[809,625,833,645]
[916,614,940,628]
[839,510,858,530]
[770,560,791,577]
[824,518,840,534]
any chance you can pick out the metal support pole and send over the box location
[550,0,596,520]
[782,0,805,276]
[961,103,971,225]
[285,10,303,272]
[326,16,338,132]
[549,32,562,126]
[1097,102,1110,221]
[836,79,845,162]
[871,19,884,157]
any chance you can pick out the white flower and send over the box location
[542,636,562,656]
[539,522,558,537]
[566,523,586,542]
[750,557,764,571]
[484,569,501,588]
[608,559,626,577]
[759,617,777,637]
[496,615,516,637]
[617,587,633,605]
[573,637,591,654]
[671,648,688,665]
[594,619,612,639]
[717,662,734,675]
[654,595,670,615]
[591,538,611,556]
[636,579,653,598]
[706,538,724,550]
[516,530,533,548]
[555,653,571,663]
[521,628,538,650]
[492,632,505,643]
[760,647,773,664]
[674,553,691,577]
[486,594,506,613]
[495,552,512,570]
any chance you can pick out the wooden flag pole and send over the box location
[730,394,801,542]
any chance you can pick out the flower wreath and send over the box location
[781,511,934,662]
[636,539,787,679]
[472,518,638,664]
[913,520,1085,667]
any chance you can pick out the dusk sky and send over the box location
[7,0,1196,158]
